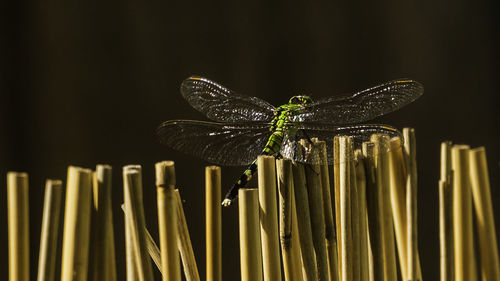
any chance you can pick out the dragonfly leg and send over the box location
[301,129,313,143]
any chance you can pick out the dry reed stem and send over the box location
[339,136,353,281]
[156,161,181,281]
[350,158,360,281]
[37,179,63,281]
[354,150,369,281]
[206,166,222,281]
[61,167,93,281]
[7,172,30,281]
[371,134,397,281]
[363,142,384,281]
[469,147,500,281]
[175,190,201,281]
[91,165,117,281]
[292,161,318,281]
[238,188,264,281]
[314,139,340,281]
[123,165,154,281]
[451,145,477,281]
[258,155,282,281]
[439,141,454,281]
[403,128,419,281]
[334,136,343,281]
[290,183,305,281]
[277,159,298,281]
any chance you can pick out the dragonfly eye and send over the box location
[289,95,313,105]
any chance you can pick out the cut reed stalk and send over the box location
[123,165,154,281]
[175,190,201,281]
[469,147,500,281]
[37,179,63,281]
[61,166,93,281]
[354,150,369,281]
[371,134,397,281]
[7,172,30,281]
[339,136,353,281]
[290,183,304,281]
[91,165,117,281]
[206,166,222,281]
[156,161,181,281]
[333,136,343,281]
[277,159,298,281]
[403,128,419,281]
[439,141,454,281]
[238,188,264,281]
[363,141,384,281]
[300,140,329,281]
[451,145,477,281]
[315,139,340,281]
[292,161,318,281]
[258,155,282,281]
[350,157,360,281]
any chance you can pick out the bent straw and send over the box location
[7,172,30,281]
[451,145,477,281]
[175,190,201,281]
[258,155,282,281]
[439,141,454,281]
[292,161,318,281]
[91,165,117,281]
[37,179,63,281]
[469,147,500,281]
[313,139,340,281]
[238,188,264,281]
[156,161,181,281]
[206,166,222,281]
[123,165,154,281]
[61,167,93,281]
[301,140,329,281]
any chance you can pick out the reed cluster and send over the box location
[5,128,499,281]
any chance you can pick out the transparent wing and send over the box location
[156,120,271,166]
[181,76,276,123]
[293,79,423,124]
[281,123,402,165]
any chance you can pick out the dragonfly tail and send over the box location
[222,160,259,207]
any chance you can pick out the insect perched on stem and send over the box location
[157,76,423,206]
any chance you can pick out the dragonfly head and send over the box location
[289,95,313,105]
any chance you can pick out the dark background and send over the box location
[1,0,499,280]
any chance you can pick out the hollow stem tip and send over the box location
[155,161,176,189]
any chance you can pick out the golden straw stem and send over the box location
[403,128,418,281]
[238,188,264,281]
[175,190,201,281]
[206,166,222,281]
[91,165,117,281]
[7,172,30,281]
[37,179,63,281]
[363,142,384,281]
[354,150,369,281]
[439,142,454,281]
[350,158,360,281]
[339,136,353,281]
[469,147,500,281]
[292,161,319,281]
[258,155,282,281]
[156,161,181,281]
[61,166,93,281]
[451,145,477,281]
[277,159,298,281]
[334,136,343,281]
[371,134,397,281]
[123,165,154,281]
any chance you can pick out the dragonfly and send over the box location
[157,76,423,206]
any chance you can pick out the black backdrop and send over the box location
[1,0,499,280]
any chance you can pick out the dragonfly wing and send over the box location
[293,79,423,124]
[281,123,402,165]
[181,76,276,123]
[156,120,271,166]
